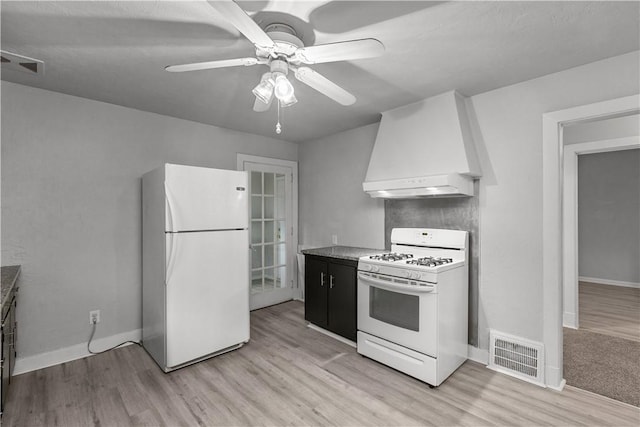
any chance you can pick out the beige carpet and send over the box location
[564,327,640,407]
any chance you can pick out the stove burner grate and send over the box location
[406,257,453,267]
[369,252,414,262]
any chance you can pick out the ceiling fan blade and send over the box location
[294,38,384,65]
[294,67,356,106]
[165,57,259,72]
[206,0,275,49]
[253,96,272,112]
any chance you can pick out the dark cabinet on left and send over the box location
[304,255,357,341]
[1,266,19,417]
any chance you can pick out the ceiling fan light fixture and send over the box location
[279,92,298,108]
[252,73,274,104]
[273,74,295,101]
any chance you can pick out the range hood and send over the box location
[363,91,481,198]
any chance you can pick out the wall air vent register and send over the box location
[488,330,545,387]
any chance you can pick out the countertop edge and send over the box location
[301,246,386,262]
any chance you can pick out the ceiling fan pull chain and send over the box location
[276,101,282,134]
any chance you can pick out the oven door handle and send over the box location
[358,272,435,293]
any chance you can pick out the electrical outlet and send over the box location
[89,310,100,324]
[331,234,338,245]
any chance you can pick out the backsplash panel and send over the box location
[384,181,480,346]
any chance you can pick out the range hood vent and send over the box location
[363,91,481,198]
[363,173,474,198]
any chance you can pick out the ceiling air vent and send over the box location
[488,330,545,387]
[0,50,44,76]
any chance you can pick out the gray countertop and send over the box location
[1,265,21,312]
[301,246,386,262]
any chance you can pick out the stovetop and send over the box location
[357,228,468,277]
[359,250,464,276]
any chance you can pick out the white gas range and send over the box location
[357,228,469,387]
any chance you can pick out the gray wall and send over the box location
[578,149,640,283]
[1,81,298,359]
[385,182,480,345]
[297,50,640,353]
[298,123,385,250]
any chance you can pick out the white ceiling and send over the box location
[2,1,638,142]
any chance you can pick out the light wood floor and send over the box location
[4,301,639,426]
[579,281,640,341]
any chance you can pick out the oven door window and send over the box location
[369,287,419,331]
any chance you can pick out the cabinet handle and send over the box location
[330,275,334,288]
[320,272,325,287]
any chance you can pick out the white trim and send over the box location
[547,378,566,392]
[307,323,357,348]
[563,312,577,329]
[542,94,640,390]
[14,328,141,375]
[236,154,300,302]
[487,365,547,388]
[565,384,639,408]
[467,345,489,364]
[562,136,640,329]
[579,276,640,289]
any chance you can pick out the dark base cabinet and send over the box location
[304,255,357,341]
[1,286,18,416]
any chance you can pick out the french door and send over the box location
[242,162,295,310]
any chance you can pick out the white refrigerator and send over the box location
[142,163,249,372]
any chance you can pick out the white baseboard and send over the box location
[563,312,577,329]
[467,345,489,364]
[545,365,563,390]
[14,328,141,375]
[547,378,566,392]
[579,276,640,289]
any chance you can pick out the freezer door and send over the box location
[165,164,248,232]
[165,229,249,368]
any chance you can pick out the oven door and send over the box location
[357,271,437,357]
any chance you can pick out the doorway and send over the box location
[561,134,639,405]
[541,94,639,390]
[237,155,299,310]
[562,135,640,329]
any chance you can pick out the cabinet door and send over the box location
[328,263,357,341]
[9,298,16,379]
[1,310,9,412]
[304,257,328,328]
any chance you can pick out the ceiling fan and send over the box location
[165,0,385,132]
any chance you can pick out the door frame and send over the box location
[541,94,639,390]
[562,136,640,329]
[237,154,300,301]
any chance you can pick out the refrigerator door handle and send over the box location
[164,182,176,232]
[166,232,178,285]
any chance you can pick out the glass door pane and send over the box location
[246,166,293,309]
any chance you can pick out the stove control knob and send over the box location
[371,265,380,273]
[361,264,372,271]
[399,271,410,278]
[409,272,418,280]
